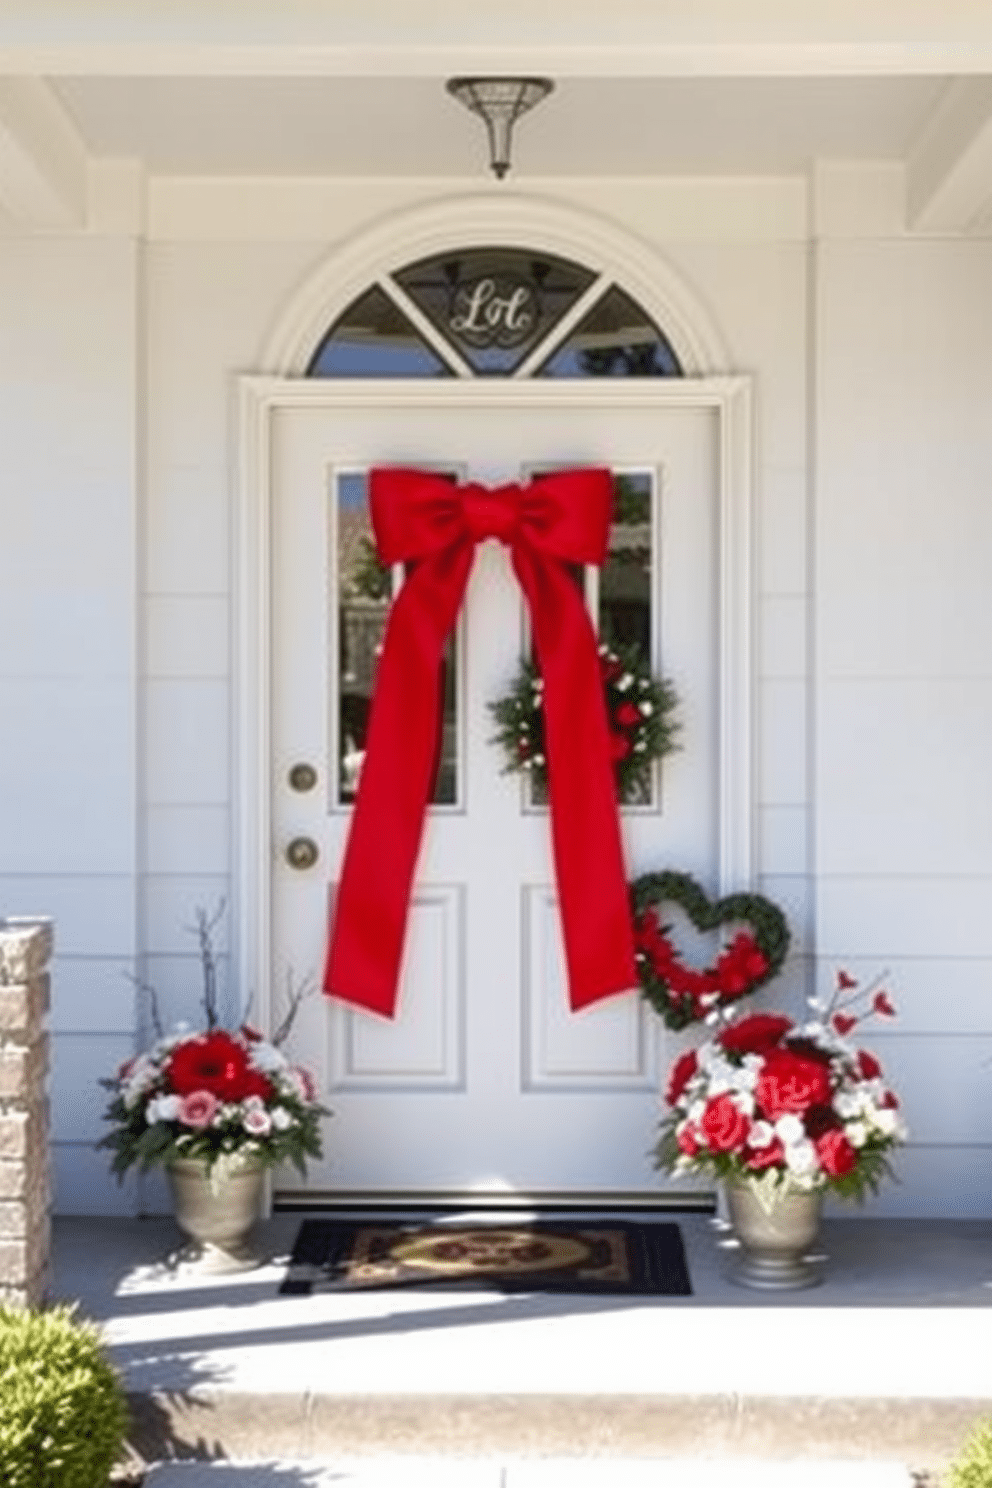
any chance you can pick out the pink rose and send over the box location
[178,1089,218,1129]
[242,1102,272,1137]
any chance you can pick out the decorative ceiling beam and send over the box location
[907,77,992,232]
[0,77,86,227]
[3,0,992,78]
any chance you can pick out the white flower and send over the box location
[122,1057,158,1109]
[732,1090,755,1117]
[639,701,654,716]
[775,1113,806,1146]
[242,1099,272,1137]
[145,1093,182,1124]
[784,1139,818,1176]
[834,1089,863,1119]
[748,1120,776,1149]
[271,1106,294,1131]
[844,1121,868,1148]
[248,1040,288,1073]
[616,673,633,692]
[870,1107,903,1138]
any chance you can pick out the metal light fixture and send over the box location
[446,77,554,180]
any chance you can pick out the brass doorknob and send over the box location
[285,836,319,870]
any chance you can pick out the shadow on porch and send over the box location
[49,1207,992,1483]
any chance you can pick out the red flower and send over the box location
[166,1032,254,1101]
[857,1049,882,1080]
[609,732,632,760]
[677,1125,701,1157]
[815,1128,858,1178]
[837,970,859,991]
[666,1049,699,1105]
[873,991,896,1016]
[755,1049,832,1119]
[600,654,623,681]
[614,702,642,729]
[700,1094,751,1153]
[719,1013,794,1055]
[832,1013,857,1036]
[241,1069,274,1103]
[744,1136,785,1171]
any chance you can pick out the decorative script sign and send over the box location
[448,276,537,349]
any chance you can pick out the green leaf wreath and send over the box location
[630,870,791,1030]
[489,642,679,804]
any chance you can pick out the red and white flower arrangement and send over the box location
[656,970,907,1202]
[99,904,328,1180]
[99,1024,327,1181]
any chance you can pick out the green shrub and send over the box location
[947,1420,992,1488]
[0,1303,128,1488]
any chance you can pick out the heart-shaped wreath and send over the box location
[630,870,790,1030]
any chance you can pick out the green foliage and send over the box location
[947,1420,992,1488]
[489,642,679,805]
[0,1304,128,1488]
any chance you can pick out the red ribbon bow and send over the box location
[323,466,638,1018]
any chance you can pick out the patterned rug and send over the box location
[279,1216,692,1296]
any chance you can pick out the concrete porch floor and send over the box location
[48,1206,992,1485]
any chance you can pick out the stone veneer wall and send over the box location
[0,919,53,1307]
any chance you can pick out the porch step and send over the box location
[137,1459,917,1488]
[123,1390,978,1481]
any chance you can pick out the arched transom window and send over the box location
[307,246,683,379]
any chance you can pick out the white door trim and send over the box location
[234,375,754,1042]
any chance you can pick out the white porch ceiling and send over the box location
[3,1,992,232]
[49,75,948,181]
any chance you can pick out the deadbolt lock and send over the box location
[285,836,319,870]
[288,762,318,792]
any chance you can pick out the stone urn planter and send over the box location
[166,1155,267,1274]
[724,1175,824,1290]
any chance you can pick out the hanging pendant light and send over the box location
[446,77,554,180]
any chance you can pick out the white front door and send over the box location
[269,383,718,1199]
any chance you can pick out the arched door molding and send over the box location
[261,192,731,378]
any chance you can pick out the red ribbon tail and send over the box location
[513,545,638,1011]
[323,539,473,1017]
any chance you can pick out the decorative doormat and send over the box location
[278,1217,692,1296]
